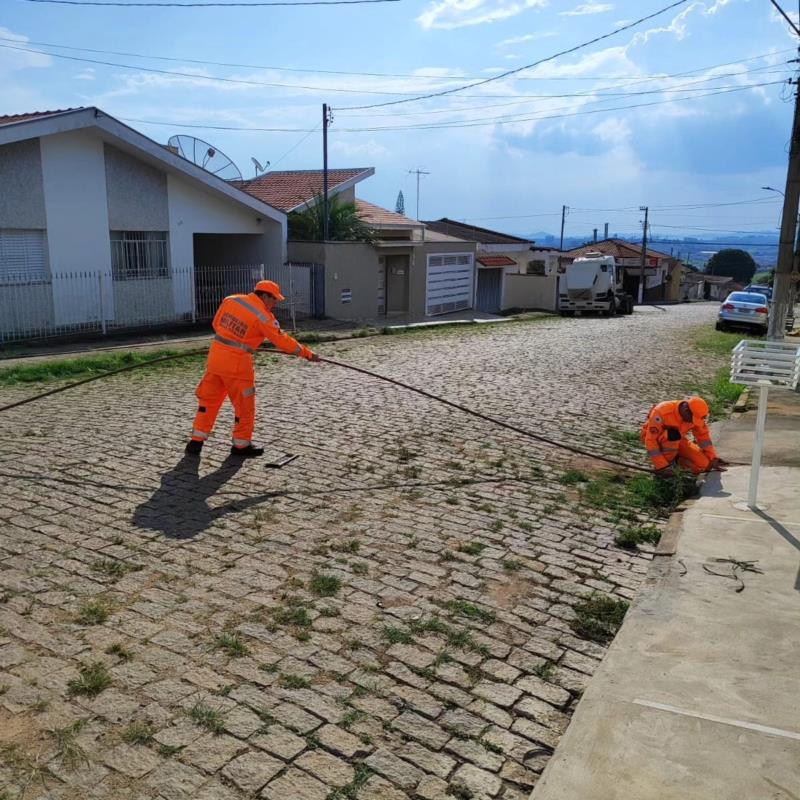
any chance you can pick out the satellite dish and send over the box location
[167,134,242,181]
[251,157,270,178]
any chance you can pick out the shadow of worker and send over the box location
[133,453,253,539]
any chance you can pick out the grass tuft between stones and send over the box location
[570,593,629,643]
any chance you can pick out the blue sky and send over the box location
[0,0,796,239]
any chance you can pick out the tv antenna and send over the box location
[251,157,270,177]
[167,134,242,181]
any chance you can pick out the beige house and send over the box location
[238,170,478,321]
[423,219,560,312]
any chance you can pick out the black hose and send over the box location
[0,348,208,413]
[0,345,650,475]
[318,356,651,474]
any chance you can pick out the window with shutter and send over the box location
[0,229,47,284]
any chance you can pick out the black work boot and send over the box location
[230,444,265,458]
[185,440,203,455]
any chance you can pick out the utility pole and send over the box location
[559,205,568,251]
[408,168,430,220]
[770,72,800,339]
[322,104,332,241]
[638,206,649,305]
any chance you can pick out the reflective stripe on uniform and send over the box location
[192,429,209,440]
[232,296,269,325]
[698,440,713,449]
[232,438,251,447]
[242,387,256,397]
[214,333,255,353]
[647,449,662,457]
[293,344,302,355]
[662,447,679,453]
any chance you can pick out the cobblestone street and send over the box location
[0,304,722,800]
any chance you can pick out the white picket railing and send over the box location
[0,263,320,344]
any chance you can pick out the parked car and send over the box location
[743,283,773,301]
[716,291,770,334]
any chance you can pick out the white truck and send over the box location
[558,252,634,316]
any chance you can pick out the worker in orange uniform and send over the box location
[641,396,729,476]
[186,280,318,458]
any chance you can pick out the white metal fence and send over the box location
[0,263,322,344]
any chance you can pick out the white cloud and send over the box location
[417,0,548,30]
[331,139,390,158]
[496,31,557,47]
[704,0,734,14]
[75,68,96,81]
[559,2,613,16]
[629,2,702,46]
[0,27,53,72]
[592,117,631,146]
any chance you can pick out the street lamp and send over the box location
[762,185,784,197]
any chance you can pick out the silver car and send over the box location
[716,291,769,334]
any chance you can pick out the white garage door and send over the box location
[426,253,474,316]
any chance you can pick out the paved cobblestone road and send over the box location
[0,305,723,800]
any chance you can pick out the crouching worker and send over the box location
[186,280,318,458]
[641,396,729,477]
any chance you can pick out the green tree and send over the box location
[288,194,376,243]
[395,190,405,215]
[706,249,757,283]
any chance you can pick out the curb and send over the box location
[733,387,750,413]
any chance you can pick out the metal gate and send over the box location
[476,267,502,314]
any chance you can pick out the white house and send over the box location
[0,107,286,341]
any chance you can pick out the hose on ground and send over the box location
[0,346,651,474]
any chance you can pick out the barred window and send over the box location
[110,231,169,280]
[0,229,47,284]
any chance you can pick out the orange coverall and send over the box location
[190,293,312,448]
[640,400,718,475]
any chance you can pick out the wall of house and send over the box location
[104,144,169,231]
[289,241,379,320]
[0,138,46,228]
[40,129,114,325]
[167,173,285,315]
[504,273,558,311]
[414,241,478,316]
[0,138,52,334]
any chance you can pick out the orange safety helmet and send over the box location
[687,396,709,419]
[254,279,285,301]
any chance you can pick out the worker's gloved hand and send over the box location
[299,346,319,362]
[708,458,728,472]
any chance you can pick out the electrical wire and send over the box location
[332,0,694,111]
[0,34,788,84]
[0,36,795,86]
[118,79,785,135]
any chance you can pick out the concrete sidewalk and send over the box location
[531,391,800,800]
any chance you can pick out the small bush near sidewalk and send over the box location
[614,524,662,550]
[571,593,630,643]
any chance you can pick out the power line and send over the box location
[269,122,321,168]
[24,0,400,6]
[117,80,786,135]
[768,0,800,36]
[330,81,786,132]
[332,0,693,111]
[0,42,421,96]
[0,33,789,84]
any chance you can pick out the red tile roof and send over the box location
[356,199,420,228]
[0,108,84,127]
[562,238,673,262]
[235,168,373,212]
[477,255,516,267]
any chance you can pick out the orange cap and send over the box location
[254,279,285,301]
[687,396,709,418]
